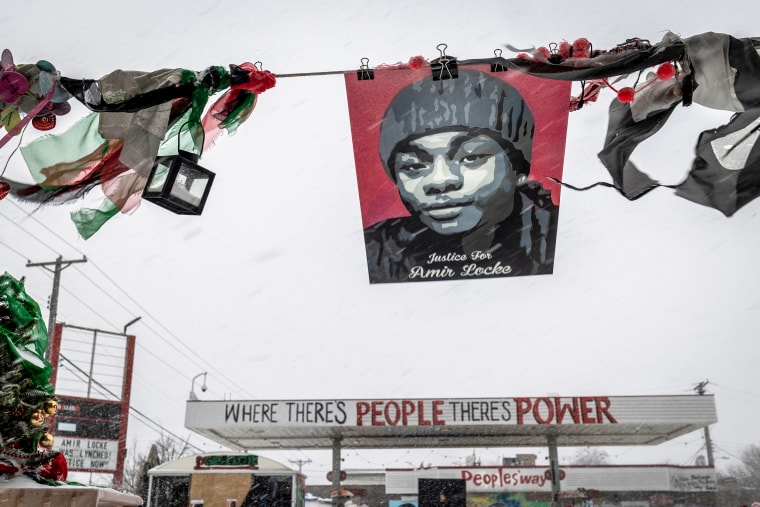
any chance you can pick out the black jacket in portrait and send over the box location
[363,181,559,283]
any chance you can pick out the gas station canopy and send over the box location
[185,394,717,451]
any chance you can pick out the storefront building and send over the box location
[384,465,716,507]
[147,452,305,507]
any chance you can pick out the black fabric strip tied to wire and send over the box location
[4,31,760,219]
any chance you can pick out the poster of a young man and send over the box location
[345,65,570,284]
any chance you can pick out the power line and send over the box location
[59,352,203,454]
[81,260,256,399]
[0,238,34,260]
[3,201,256,399]
[39,325,204,417]
[0,210,61,256]
[713,444,742,461]
[42,272,217,397]
[710,381,760,400]
[1,213,224,449]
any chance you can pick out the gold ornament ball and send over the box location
[39,433,54,448]
[29,410,45,427]
[44,400,58,415]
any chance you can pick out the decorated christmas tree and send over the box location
[0,271,67,482]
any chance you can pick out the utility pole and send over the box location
[289,458,312,473]
[694,379,715,467]
[27,255,87,339]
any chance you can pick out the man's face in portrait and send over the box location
[393,130,518,235]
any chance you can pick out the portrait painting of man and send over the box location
[345,64,570,284]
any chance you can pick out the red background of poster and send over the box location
[345,64,571,229]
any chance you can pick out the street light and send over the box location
[123,316,142,335]
[189,372,208,400]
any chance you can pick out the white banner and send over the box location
[57,437,119,471]
[187,395,716,429]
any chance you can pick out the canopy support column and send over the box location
[547,434,561,507]
[332,437,344,507]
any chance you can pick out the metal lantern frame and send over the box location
[142,149,215,215]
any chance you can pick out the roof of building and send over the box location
[149,451,295,475]
[184,394,717,451]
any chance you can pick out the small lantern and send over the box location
[142,150,215,215]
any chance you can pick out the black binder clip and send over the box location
[431,43,458,81]
[357,57,374,81]
[548,43,563,64]
[490,49,507,72]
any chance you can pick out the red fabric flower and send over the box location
[408,55,426,70]
[573,37,591,58]
[231,63,277,93]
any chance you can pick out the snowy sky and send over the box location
[1,0,758,484]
